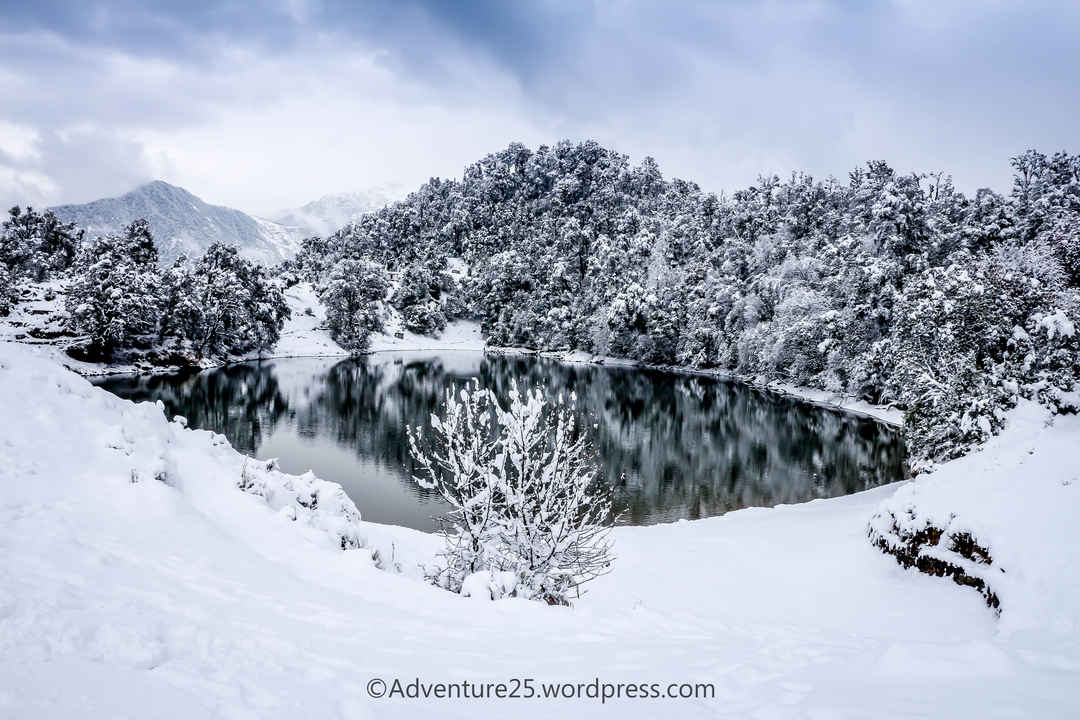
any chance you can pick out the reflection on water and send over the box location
[95,352,907,531]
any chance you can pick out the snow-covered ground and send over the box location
[870,401,1080,633]
[2,341,1078,718]
[278,283,484,357]
[259,282,350,358]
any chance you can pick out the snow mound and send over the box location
[869,400,1080,632]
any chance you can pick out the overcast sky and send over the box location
[0,0,1077,216]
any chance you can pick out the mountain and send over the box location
[272,185,404,239]
[50,181,299,265]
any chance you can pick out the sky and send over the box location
[0,0,1077,217]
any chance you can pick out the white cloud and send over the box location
[0,165,58,208]
[0,122,42,163]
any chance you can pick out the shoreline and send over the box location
[485,345,905,428]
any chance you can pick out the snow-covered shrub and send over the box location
[0,266,16,316]
[441,288,468,321]
[605,282,649,357]
[318,258,389,351]
[868,492,1001,611]
[408,380,614,605]
[1045,216,1080,288]
[390,263,434,309]
[408,381,503,590]
[388,261,460,335]
[402,301,447,335]
[238,458,367,551]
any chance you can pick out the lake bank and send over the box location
[93,352,907,531]
[486,345,905,427]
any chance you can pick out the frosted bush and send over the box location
[408,380,614,605]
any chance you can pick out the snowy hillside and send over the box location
[272,185,405,239]
[276,281,482,357]
[1,341,1079,718]
[50,181,299,265]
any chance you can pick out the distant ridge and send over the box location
[50,181,299,265]
[272,185,405,238]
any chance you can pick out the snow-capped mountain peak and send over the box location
[272,184,405,238]
[50,181,299,266]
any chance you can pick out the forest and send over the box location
[287,142,1080,464]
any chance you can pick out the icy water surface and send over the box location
[95,352,907,531]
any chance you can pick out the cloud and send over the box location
[0,122,42,163]
[0,1,1077,214]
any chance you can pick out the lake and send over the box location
[94,352,908,531]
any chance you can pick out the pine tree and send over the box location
[160,243,289,358]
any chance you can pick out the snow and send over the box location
[250,215,302,263]
[248,281,482,359]
[762,382,904,426]
[272,282,350,358]
[369,288,485,353]
[2,340,1079,718]
[870,400,1080,635]
[271,185,406,239]
[1035,307,1076,341]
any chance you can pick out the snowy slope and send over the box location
[870,401,1080,632]
[50,181,300,265]
[277,281,483,357]
[273,282,351,358]
[1,341,1078,718]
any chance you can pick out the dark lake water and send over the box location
[94,352,908,531]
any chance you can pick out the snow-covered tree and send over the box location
[318,258,389,351]
[0,206,82,315]
[65,221,161,357]
[408,380,614,604]
[161,243,289,358]
[0,205,81,283]
[0,265,17,316]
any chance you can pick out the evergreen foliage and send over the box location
[64,225,288,361]
[318,258,389,351]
